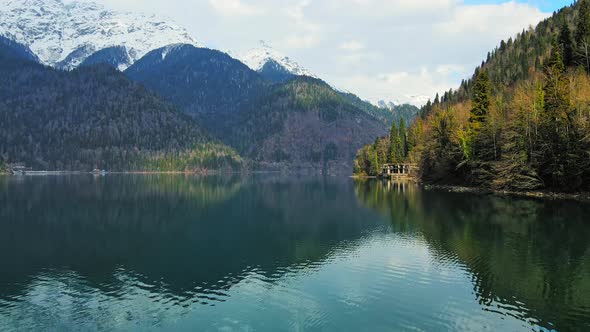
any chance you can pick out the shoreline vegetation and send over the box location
[423,184,590,202]
[352,175,590,202]
[354,1,590,196]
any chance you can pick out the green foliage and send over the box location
[559,20,574,67]
[537,40,580,188]
[0,52,242,171]
[412,1,590,192]
[389,121,401,163]
[418,2,579,116]
[577,0,590,44]
[576,0,590,72]
[465,71,492,161]
[231,77,390,170]
[354,118,412,176]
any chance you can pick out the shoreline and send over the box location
[424,185,590,202]
[351,175,590,202]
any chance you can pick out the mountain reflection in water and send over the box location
[0,175,589,331]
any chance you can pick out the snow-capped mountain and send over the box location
[377,100,395,110]
[234,41,315,78]
[0,0,202,70]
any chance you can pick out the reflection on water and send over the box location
[355,179,590,331]
[0,175,589,331]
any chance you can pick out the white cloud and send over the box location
[208,0,264,16]
[339,40,365,51]
[89,0,556,105]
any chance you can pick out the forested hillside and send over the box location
[0,38,241,171]
[126,44,399,172]
[229,77,389,171]
[125,44,269,137]
[355,0,590,193]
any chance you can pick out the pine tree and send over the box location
[465,70,492,160]
[470,70,491,128]
[558,20,574,67]
[540,38,577,189]
[388,121,399,163]
[576,0,590,44]
[576,0,590,72]
[399,117,408,157]
[389,121,400,163]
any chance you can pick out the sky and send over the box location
[92,0,574,106]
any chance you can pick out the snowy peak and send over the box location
[235,40,315,78]
[377,100,398,111]
[0,0,202,70]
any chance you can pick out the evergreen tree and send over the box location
[576,0,590,72]
[540,38,577,189]
[465,70,491,160]
[558,20,574,67]
[399,117,408,157]
[576,0,590,44]
[389,121,400,163]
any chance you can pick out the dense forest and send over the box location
[228,77,390,170]
[355,0,590,193]
[125,44,417,172]
[0,39,242,171]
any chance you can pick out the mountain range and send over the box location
[0,0,201,70]
[0,0,418,173]
[0,36,241,171]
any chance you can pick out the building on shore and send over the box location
[381,164,418,179]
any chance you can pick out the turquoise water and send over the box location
[0,175,589,331]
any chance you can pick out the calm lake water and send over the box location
[0,175,589,331]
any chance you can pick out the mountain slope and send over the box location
[79,46,131,70]
[0,0,201,70]
[390,1,590,192]
[0,34,39,62]
[422,2,577,111]
[227,77,389,172]
[0,38,241,171]
[235,41,315,81]
[125,44,269,135]
[125,46,389,172]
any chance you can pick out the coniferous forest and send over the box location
[355,0,590,193]
[0,41,242,172]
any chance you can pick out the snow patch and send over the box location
[233,40,315,77]
[0,0,203,70]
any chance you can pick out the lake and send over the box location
[0,175,589,331]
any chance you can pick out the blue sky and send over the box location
[96,0,575,105]
[466,0,574,12]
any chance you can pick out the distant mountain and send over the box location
[79,46,131,70]
[125,44,268,135]
[0,38,241,171]
[126,45,389,172]
[377,100,396,110]
[258,59,297,83]
[0,34,39,62]
[0,0,201,70]
[235,41,315,82]
[227,77,389,172]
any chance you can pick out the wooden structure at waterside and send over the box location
[381,163,418,179]
[7,163,31,175]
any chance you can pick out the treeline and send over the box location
[353,117,416,176]
[412,0,590,192]
[420,1,578,113]
[355,0,590,192]
[0,42,242,171]
[230,77,389,167]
